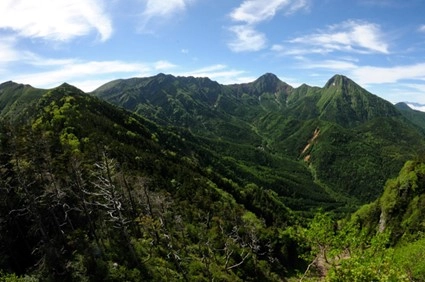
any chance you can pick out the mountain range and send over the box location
[1,73,425,280]
[92,73,425,204]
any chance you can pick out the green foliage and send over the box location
[3,73,425,280]
[393,237,425,281]
[395,102,425,132]
[0,272,38,282]
[325,232,408,282]
[291,212,410,281]
[93,73,425,206]
[0,83,301,280]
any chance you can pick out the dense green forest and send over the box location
[1,74,425,281]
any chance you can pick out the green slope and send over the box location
[395,102,425,131]
[0,81,45,120]
[0,83,306,280]
[2,76,425,280]
[92,73,425,205]
[351,159,425,243]
[93,74,341,211]
[290,159,425,281]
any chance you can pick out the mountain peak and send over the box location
[249,73,291,94]
[255,73,282,84]
[324,74,355,88]
[0,81,34,90]
[53,82,85,95]
[394,102,411,111]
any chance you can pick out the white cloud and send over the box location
[285,0,310,15]
[0,0,112,41]
[372,85,425,105]
[142,0,189,18]
[12,60,152,91]
[179,64,254,84]
[228,25,267,52]
[140,0,195,29]
[227,0,309,52]
[230,0,309,24]
[0,37,20,64]
[407,103,425,112]
[288,20,389,54]
[301,59,358,71]
[405,83,425,94]
[419,25,425,33]
[271,44,336,56]
[351,63,425,85]
[154,60,177,70]
[0,36,38,75]
[291,55,425,86]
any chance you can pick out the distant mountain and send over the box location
[92,73,425,203]
[395,102,425,131]
[318,75,400,127]
[404,101,425,112]
[0,81,45,120]
[93,74,338,210]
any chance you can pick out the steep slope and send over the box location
[93,74,339,211]
[291,160,425,281]
[281,76,425,200]
[93,73,425,204]
[0,81,45,120]
[92,74,254,140]
[228,73,293,112]
[318,75,400,127]
[352,159,425,242]
[395,102,425,131]
[0,83,305,280]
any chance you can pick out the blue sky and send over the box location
[1,0,425,104]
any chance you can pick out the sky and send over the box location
[1,0,425,104]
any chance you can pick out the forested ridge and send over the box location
[1,75,425,281]
[0,82,301,281]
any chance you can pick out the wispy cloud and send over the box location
[142,0,189,18]
[139,0,195,30]
[230,0,309,24]
[293,55,425,86]
[271,44,335,56]
[154,60,177,70]
[179,64,255,84]
[227,0,309,52]
[300,59,359,71]
[228,25,267,52]
[288,20,389,54]
[0,37,37,75]
[12,61,256,90]
[407,83,425,93]
[11,59,179,91]
[0,37,20,64]
[0,0,112,42]
[419,25,425,33]
[294,56,425,102]
[351,63,425,85]
[407,103,425,112]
